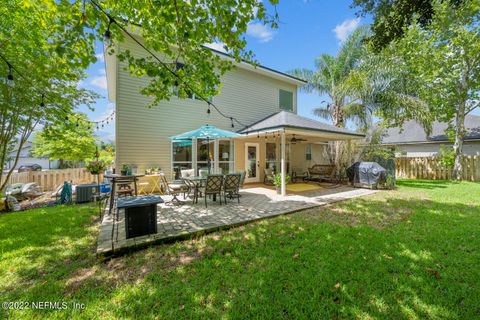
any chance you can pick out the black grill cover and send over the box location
[346,162,387,186]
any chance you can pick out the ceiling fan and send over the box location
[290,134,307,144]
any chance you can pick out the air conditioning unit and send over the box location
[76,184,99,204]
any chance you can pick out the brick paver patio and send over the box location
[97,185,377,256]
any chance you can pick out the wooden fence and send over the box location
[395,156,480,181]
[1,168,102,192]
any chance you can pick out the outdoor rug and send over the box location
[286,183,322,192]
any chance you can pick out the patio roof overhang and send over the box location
[237,111,365,141]
[237,111,364,197]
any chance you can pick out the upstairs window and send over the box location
[279,89,293,111]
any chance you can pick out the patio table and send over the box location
[105,173,145,214]
[182,176,207,204]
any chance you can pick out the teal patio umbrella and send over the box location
[171,124,240,173]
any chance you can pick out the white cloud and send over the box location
[247,22,275,43]
[333,18,361,42]
[204,42,227,53]
[90,75,108,90]
[95,52,104,62]
[94,102,115,122]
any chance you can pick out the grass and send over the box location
[1,180,479,319]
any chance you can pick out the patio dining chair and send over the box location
[199,174,224,208]
[181,169,195,197]
[160,173,188,204]
[223,173,241,204]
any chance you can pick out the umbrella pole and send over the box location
[207,137,210,174]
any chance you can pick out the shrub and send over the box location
[438,145,455,169]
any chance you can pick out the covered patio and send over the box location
[236,111,365,195]
[170,111,365,194]
[97,184,376,256]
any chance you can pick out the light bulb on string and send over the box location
[230,117,234,128]
[40,94,45,108]
[6,63,14,85]
[104,17,114,46]
[207,102,211,115]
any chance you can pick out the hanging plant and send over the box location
[86,160,106,175]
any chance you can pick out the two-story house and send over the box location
[105,33,363,191]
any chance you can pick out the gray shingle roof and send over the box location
[381,115,480,144]
[238,111,364,137]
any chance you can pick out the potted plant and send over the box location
[86,160,106,175]
[269,173,291,194]
[121,164,131,176]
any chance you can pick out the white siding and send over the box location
[115,38,298,177]
[290,143,330,173]
[395,142,480,157]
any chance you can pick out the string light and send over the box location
[104,17,114,46]
[3,1,246,132]
[89,0,248,129]
[257,131,259,139]
[6,62,14,83]
[0,54,115,132]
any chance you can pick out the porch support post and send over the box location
[192,138,198,174]
[281,131,286,196]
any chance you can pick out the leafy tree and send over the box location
[351,0,463,50]
[98,0,279,106]
[361,127,395,161]
[0,0,97,191]
[289,26,382,173]
[0,0,278,190]
[32,114,97,167]
[289,26,372,130]
[384,0,480,179]
[97,141,115,165]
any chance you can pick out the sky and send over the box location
[78,0,370,142]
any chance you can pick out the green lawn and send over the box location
[1,180,479,319]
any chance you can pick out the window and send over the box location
[305,144,312,160]
[279,89,294,111]
[197,139,214,173]
[218,140,234,174]
[172,140,192,179]
[266,143,277,171]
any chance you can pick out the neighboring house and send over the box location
[105,34,364,188]
[4,141,59,170]
[379,115,480,157]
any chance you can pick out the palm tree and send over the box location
[289,26,371,131]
